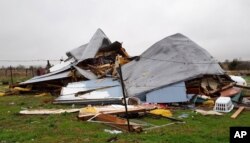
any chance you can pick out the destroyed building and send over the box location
[19,30,239,105]
[19,29,131,96]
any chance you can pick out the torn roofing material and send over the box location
[122,33,225,98]
[20,28,111,85]
[79,28,111,62]
[20,70,71,84]
[74,65,97,80]
[66,28,111,62]
[66,44,88,61]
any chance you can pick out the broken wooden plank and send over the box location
[78,108,147,121]
[209,83,235,95]
[92,114,142,132]
[234,84,250,90]
[231,106,245,119]
[20,109,80,115]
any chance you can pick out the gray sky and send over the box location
[0,0,249,66]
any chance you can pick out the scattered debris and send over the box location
[202,99,214,107]
[231,106,245,119]
[2,29,250,134]
[0,92,5,96]
[78,104,153,120]
[242,98,250,104]
[104,129,122,134]
[214,97,234,113]
[178,113,190,119]
[8,102,15,105]
[19,109,80,115]
[34,92,50,97]
[88,113,142,132]
[54,78,123,104]
[195,109,223,116]
[149,109,172,117]
[230,75,247,86]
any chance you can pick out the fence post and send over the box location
[26,68,28,77]
[10,66,13,85]
[31,67,34,77]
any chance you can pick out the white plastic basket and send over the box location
[213,97,234,113]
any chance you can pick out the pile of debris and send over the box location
[11,29,250,107]
[9,29,250,132]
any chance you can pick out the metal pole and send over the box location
[118,64,131,132]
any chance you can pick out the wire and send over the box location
[0,59,61,62]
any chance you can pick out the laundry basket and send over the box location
[213,97,234,113]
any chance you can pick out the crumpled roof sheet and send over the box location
[66,28,111,62]
[122,33,225,97]
[66,44,88,61]
[20,70,71,84]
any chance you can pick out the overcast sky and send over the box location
[0,0,249,66]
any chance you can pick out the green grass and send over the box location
[0,76,250,142]
[1,95,250,143]
[243,76,250,85]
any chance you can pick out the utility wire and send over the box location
[0,59,61,62]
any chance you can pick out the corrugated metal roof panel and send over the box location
[20,71,71,85]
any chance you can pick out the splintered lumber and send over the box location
[231,106,245,119]
[78,105,154,121]
[78,108,147,121]
[209,83,235,95]
[90,114,142,132]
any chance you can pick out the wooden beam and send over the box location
[208,83,235,95]
[234,84,250,90]
[231,106,245,119]
[93,114,142,132]
[78,108,147,121]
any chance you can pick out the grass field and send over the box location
[1,78,250,143]
[243,76,250,85]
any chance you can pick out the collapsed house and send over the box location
[16,31,250,132]
[19,30,241,105]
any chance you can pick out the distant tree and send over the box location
[16,65,25,70]
[228,59,239,70]
[29,66,34,70]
